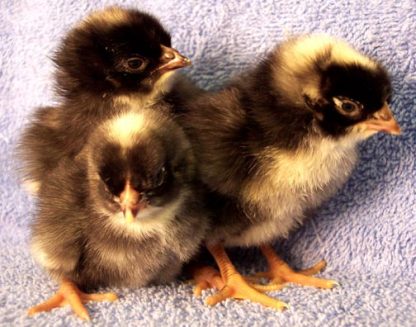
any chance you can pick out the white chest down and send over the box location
[226,137,359,247]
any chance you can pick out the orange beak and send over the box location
[119,182,142,223]
[155,45,191,73]
[363,103,401,135]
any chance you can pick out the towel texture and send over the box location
[1,0,415,326]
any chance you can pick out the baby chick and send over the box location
[180,35,400,309]
[19,6,190,192]
[28,108,208,320]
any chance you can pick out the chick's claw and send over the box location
[248,259,327,282]
[206,272,288,311]
[204,244,288,310]
[192,266,225,297]
[256,245,338,289]
[192,266,283,296]
[28,278,117,320]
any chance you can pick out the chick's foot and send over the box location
[192,264,283,297]
[204,244,288,311]
[28,278,117,320]
[251,245,338,289]
[192,266,225,296]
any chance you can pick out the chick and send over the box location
[28,108,208,320]
[19,6,190,192]
[180,35,400,309]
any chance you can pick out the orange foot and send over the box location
[192,265,284,296]
[192,266,225,296]
[28,278,118,320]
[196,244,287,311]
[250,245,338,289]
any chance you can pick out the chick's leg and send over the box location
[203,244,287,310]
[253,245,338,289]
[28,277,117,320]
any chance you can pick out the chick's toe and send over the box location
[192,266,225,297]
[253,245,338,289]
[205,244,288,311]
[28,278,117,320]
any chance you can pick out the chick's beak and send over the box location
[364,103,401,135]
[155,45,191,73]
[119,183,143,223]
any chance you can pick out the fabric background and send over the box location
[0,0,415,326]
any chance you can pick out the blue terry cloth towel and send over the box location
[0,0,415,326]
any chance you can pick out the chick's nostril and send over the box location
[375,111,392,121]
[380,113,390,121]
[131,207,139,217]
[164,52,175,60]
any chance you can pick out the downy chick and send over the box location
[28,108,208,320]
[181,35,400,309]
[19,6,190,192]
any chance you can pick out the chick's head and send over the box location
[86,110,194,224]
[272,35,400,140]
[55,6,190,96]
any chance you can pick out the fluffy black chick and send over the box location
[28,108,208,320]
[19,6,190,192]
[180,35,400,309]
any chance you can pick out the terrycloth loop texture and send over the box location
[1,0,415,326]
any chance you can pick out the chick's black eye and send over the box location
[155,166,167,187]
[125,57,147,71]
[341,102,355,112]
[334,97,362,116]
[100,174,124,196]
[142,166,168,199]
